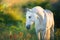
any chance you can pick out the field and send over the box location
[0,0,60,40]
[0,22,60,40]
[0,23,38,40]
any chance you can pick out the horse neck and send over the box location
[34,12,44,28]
[32,7,44,19]
[35,17,40,27]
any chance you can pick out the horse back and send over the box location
[44,9,54,30]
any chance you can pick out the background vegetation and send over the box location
[0,0,60,40]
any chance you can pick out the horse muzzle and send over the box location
[26,25,30,30]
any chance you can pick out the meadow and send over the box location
[0,22,60,40]
[0,0,60,40]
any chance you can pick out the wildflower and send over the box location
[9,31,13,39]
[19,32,23,38]
[26,33,31,38]
[13,33,17,40]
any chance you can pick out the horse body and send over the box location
[26,6,54,40]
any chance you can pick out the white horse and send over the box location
[26,6,54,40]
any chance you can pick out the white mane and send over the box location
[31,6,45,19]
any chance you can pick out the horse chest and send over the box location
[35,21,46,31]
[35,15,46,31]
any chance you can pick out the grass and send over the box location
[0,23,38,40]
[0,23,60,40]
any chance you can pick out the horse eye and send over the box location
[29,16,31,18]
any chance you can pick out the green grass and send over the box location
[0,23,60,40]
[0,23,38,40]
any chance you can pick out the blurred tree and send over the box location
[51,0,60,28]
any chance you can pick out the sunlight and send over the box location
[2,0,29,7]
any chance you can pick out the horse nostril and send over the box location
[26,25,30,29]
